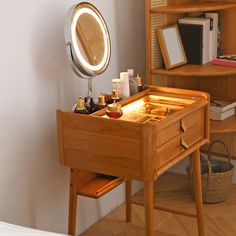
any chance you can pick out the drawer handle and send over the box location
[181,138,189,149]
[180,119,187,132]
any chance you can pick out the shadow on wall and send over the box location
[30,1,86,108]
[30,3,68,80]
[114,0,146,79]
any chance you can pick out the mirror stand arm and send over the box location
[87,77,93,99]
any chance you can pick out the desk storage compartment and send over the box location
[75,170,124,198]
[57,86,209,182]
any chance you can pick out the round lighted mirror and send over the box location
[65,2,111,79]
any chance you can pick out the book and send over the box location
[210,97,236,112]
[178,17,210,64]
[178,23,203,64]
[210,107,235,121]
[208,18,214,61]
[212,58,236,67]
[205,12,218,60]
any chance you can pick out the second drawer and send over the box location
[155,121,204,169]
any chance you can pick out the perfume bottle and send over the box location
[135,74,145,92]
[108,89,122,104]
[74,97,89,114]
[89,97,97,114]
[84,97,90,111]
[106,102,123,119]
[96,95,107,110]
[112,78,122,96]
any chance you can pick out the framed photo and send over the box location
[157,25,187,70]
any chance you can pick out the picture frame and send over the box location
[157,25,187,70]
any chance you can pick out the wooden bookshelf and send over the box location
[152,63,236,77]
[151,1,236,14]
[146,0,236,159]
[211,114,236,134]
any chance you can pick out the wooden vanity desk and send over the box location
[57,85,209,236]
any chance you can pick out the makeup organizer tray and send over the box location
[120,94,195,124]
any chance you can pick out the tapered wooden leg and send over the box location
[144,181,154,236]
[192,149,205,236]
[68,168,78,236]
[126,180,132,222]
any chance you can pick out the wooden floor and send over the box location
[81,172,236,236]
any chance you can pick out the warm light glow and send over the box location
[149,95,195,105]
[71,7,109,72]
[122,99,145,113]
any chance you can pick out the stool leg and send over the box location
[126,180,132,222]
[192,149,205,236]
[68,168,78,236]
[144,181,154,236]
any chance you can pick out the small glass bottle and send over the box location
[112,78,122,96]
[106,102,123,119]
[96,95,107,110]
[74,97,89,114]
[89,97,97,114]
[84,97,90,111]
[108,89,122,104]
[102,93,111,104]
[128,69,138,96]
[135,74,145,92]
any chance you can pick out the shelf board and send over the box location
[151,1,236,14]
[152,63,236,77]
[211,114,236,134]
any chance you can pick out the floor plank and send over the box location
[81,172,236,236]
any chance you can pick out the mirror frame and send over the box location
[65,2,111,79]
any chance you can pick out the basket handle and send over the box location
[201,154,213,177]
[208,140,231,163]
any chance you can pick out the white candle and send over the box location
[120,72,130,99]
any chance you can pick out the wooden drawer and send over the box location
[156,108,203,147]
[155,122,204,168]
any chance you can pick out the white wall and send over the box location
[0,0,145,235]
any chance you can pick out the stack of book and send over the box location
[212,55,236,67]
[178,12,218,64]
[210,97,236,121]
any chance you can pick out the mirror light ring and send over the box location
[71,6,109,73]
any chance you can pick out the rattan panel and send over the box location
[151,0,168,86]
[201,133,236,159]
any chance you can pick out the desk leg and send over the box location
[126,180,132,223]
[144,181,154,236]
[192,149,205,236]
[68,168,78,236]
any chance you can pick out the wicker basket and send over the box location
[187,141,234,204]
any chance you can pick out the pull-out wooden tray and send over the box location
[77,173,124,199]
